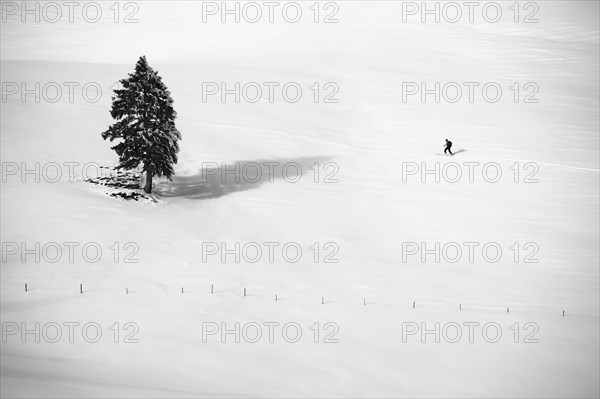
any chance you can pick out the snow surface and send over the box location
[1,1,599,397]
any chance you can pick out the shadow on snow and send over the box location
[155,155,333,200]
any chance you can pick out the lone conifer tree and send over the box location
[102,56,181,193]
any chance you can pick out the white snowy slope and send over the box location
[1,1,599,397]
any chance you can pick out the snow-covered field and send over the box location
[1,1,599,397]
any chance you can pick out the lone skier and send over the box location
[444,139,453,156]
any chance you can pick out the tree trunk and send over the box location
[144,164,153,193]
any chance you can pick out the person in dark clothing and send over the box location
[444,139,453,155]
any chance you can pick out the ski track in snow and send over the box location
[423,152,600,173]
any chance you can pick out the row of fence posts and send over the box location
[23,282,568,316]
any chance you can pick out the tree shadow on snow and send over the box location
[155,155,334,200]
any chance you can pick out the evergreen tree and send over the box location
[102,56,181,194]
